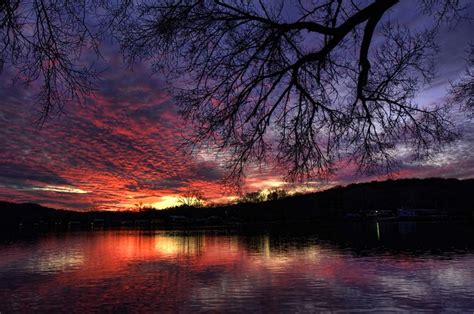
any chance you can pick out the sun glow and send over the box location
[152,195,181,209]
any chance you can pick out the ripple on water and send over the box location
[0,224,473,312]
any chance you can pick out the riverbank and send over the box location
[1,178,472,231]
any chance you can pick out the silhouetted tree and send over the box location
[0,1,471,180]
[0,0,106,122]
[267,188,288,201]
[450,45,474,112]
[134,201,154,212]
[178,190,205,207]
[240,191,265,204]
[116,0,467,181]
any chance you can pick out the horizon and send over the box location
[1,2,474,312]
[1,1,473,211]
[1,176,471,212]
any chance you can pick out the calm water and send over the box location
[1,222,474,312]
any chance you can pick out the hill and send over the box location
[168,177,474,223]
[0,178,473,229]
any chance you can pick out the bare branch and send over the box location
[450,44,474,112]
[114,0,467,183]
[1,0,469,184]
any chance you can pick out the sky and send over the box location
[0,2,473,211]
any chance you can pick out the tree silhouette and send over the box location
[116,0,467,181]
[0,0,471,180]
[178,190,206,207]
[451,45,474,112]
[240,191,265,204]
[0,0,106,122]
[267,188,288,201]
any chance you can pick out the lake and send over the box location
[1,222,473,312]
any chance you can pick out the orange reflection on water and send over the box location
[1,229,474,312]
[17,231,424,279]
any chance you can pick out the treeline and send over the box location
[1,178,473,229]
[168,178,474,222]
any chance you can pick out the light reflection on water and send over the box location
[0,222,474,312]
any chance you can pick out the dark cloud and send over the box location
[0,5,473,210]
[0,163,70,186]
[0,48,227,210]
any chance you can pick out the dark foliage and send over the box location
[1,178,472,230]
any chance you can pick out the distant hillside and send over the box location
[168,177,474,222]
[0,201,79,228]
[0,178,473,229]
[291,177,474,214]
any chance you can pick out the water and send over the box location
[1,222,473,312]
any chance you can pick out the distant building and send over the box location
[397,208,447,218]
[397,208,417,217]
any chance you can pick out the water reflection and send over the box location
[0,222,473,312]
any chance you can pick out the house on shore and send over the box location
[397,208,448,219]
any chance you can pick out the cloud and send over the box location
[0,163,70,186]
[0,47,229,210]
[0,7,473,210]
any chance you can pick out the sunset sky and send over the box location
[0,3,473,211]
